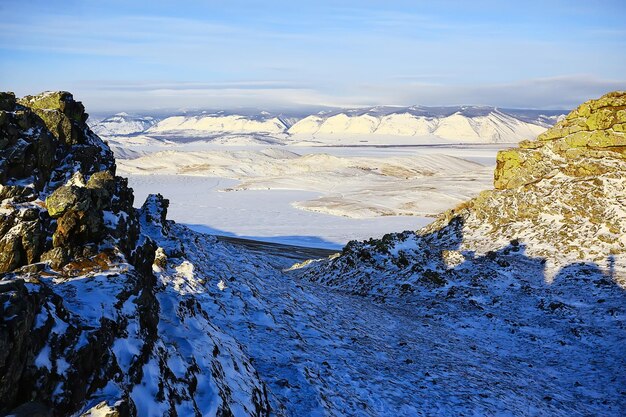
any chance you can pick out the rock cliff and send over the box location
[494,91,626,189]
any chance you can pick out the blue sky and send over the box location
[1,0,625,112]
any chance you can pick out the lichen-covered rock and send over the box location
[45,185,90,218]
[1,92,272,416]
[17,91,88,145]
[494,91,626,190]
[0,91,141,271]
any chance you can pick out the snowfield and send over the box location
[96,103,561,248]
[126,174,432,249]
[116,144,500,248]
[149,223,626,416]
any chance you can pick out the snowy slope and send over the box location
[147,219,626,416]
[149,113,289,135]
[90,112,159,136]
[97,106,564,146]
[288,106,549,143]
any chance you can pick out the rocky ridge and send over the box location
[299,91,626,295]
[0,92,270,416]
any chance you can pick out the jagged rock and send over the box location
[46,185,90,218]
[86,170,115,210]
[0,227,23,272]
[0,279,50,408]
[0,92,16,111]
[0,184,35,202]
[140,193,170,234]
[17,91,88,145]
[1,91,271,416]
[52,209,104,249]
[20,220,45,264]
[138,194,183,257]
[40,247,70,269]
[494,91,626,190]
[21,91,87,124]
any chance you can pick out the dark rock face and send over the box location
[0,91,139,273]
[0,91,272,416]
[0,91,151,414]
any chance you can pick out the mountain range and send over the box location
[90,106,567,145]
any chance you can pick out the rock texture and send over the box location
[0,92,271,416]
[494,91,626,190]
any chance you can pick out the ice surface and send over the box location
[118,144,501,248]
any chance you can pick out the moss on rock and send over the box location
[494,91,626,190]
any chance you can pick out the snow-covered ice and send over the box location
[118,144,503,248]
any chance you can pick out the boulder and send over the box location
[40,247,70,269]
[46,185,90,218]
[86,170,116,210]
[52,209,103,249]
[0,227,23,272]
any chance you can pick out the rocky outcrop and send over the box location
[0,91,134,273]
[494,91,626,190]
[1,92,271,416]
[17,91,89,146]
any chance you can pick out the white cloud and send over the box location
[68,74,625,112]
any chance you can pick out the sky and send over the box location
[0,0,625,112]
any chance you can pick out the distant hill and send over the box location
[92,106,568,145]
[89,112,159,136]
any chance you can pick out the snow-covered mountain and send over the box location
[90,112,159,136]
[148,111,289,135]
[288,106,554,143]
[97,106,567,145]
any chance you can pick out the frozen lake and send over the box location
[120,144,507,249]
